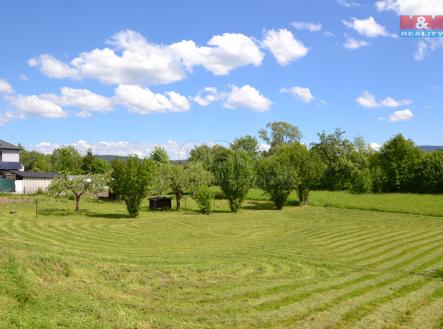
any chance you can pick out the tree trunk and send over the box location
[176,192,181,210]
[75,194,81,213]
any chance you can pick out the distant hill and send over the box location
[418,145,443,152]
[97,155,187,164]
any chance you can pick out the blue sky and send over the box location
[0,0,442,158]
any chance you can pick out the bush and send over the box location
[194,185,214,214]
[350,168,372,194]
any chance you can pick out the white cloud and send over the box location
[29,30,264,85]
[343,16,395,38]
[0,79,13,94]
[281,86,315,103]
[375,0,443,15]
[414,38,443,61]
[114,84,190,114]
[170,33,264,75]
[193,87,219,106]
[47,87,113,114]
[369,142,381,151]
[224,85,271,112]
[7,94,67,119]
[387,109,414,122]
[343,36,370,49]
[336,0,360,7]
[356,90,411,108]
[292,21,322,32]
[262,29,308,65]
[28,54,79,79]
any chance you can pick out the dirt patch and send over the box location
[0,197,28,204]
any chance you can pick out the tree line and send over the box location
[31,121,442,217]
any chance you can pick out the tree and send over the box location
[166,164,188,210]
[374,134,423,192]
[189,145,214,170]
[194,185,214,214]
[111,156,155,218]
[213,150,255,212]
[49,174,109,212]
[51,146,82,174]
[231,135,260,159]
[186,162,213,197]
[149,147,170,164]
[258,121,302,149]
[415,151,443,193]
[19,147,53,172]
[81,150,110,174]
[257,151,299,209]
[310,129,362,190]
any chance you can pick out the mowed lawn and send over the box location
[0,194,442,329]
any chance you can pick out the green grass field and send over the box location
[0,193,442,329]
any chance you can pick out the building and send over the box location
[0,139,57,194]
[12,171,58,194]
[0,139,23,171]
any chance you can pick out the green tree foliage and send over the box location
[51,147,83,175]
[213,150,255,212]
[111,156,155,218]
[415,151,443,193]
[258,121,302,149]
[189,144,228,173]
[186,162,213,197]
[350,168,373,194]
[257,150,299,209]
[48,174,109,212]
[372,134,423,192]
[81,150,110,174]
[311,129,366,190]
[230,135,261,159]
[194,185,215,214]
[149,147,170,164]
[166,164,188,210]
[19,148,52,172]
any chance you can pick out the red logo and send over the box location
[400,15,443,30]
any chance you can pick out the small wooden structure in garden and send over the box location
[149,196,172,210]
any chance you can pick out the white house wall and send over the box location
[1,150,20,162]
[14,180,23,194]
[22,178,52,195]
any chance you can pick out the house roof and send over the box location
[0,162,22,170]
[0,139,20,150]
[11,171,57,179]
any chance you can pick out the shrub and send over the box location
[350,168,372,194]
[194,185,214,214]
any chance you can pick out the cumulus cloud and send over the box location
[262,29,308,65]
[114,84,190,114]
[343,35,370,49]
[375,0,443,15]
[193,87,219,106]
[0,79,13,94]
[28,54,79,79]
[343,16,395,38]
[281,86,315,103]
[29,30,264,85]
[7,94,67,119]
[387,109,414,122]
[292,21,322,32]
[224,85,271,112]
[356,90,411,108]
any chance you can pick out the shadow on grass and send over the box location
[84,211,130,219]
[242,199,301,211]
[38,208,74,217]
